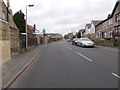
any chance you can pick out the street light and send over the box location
[26,4,34,50]
[43,29,46,44]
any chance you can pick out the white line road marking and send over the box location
[112,73,120,79]
[75,51,92,62]
[68,47,72,50]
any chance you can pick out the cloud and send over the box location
[8,0,117,34]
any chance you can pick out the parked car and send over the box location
[77,38,94,47]
[72,38,80,45]
[67,39,71,42]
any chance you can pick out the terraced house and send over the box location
[95,0,120,39]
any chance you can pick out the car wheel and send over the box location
[81,43,83,47]
[77,43,79,46]
[72,42,74,45]
[80,43,82,47]
[78,43,80,47]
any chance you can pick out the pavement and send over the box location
[6,40,119,88]
[95,45,118,54]
[2,44,48,88]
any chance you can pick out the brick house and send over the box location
[95,0,120,39]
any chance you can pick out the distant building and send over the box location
[79,29,85,37]
[95,0,120,39]
[85,24,91,35]
[90,20,102,39]
[48,33,63,39]
[27,24,36,34]
[85,24,91,38]
[90,20,102,34]
[68,33,73,39]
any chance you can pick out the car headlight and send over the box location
[87,43,94,45]
[82,43,87,45]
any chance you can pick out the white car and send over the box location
[77,38,94,47]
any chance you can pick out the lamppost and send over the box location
[43,29,46,44]
[26,4,34,50]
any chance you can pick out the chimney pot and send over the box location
[7,0,10,8]
[34,24,36,29]
[33,24,36,32]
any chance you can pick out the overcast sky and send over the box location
[4,0,117,35]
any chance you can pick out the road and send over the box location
[9,40,118,88]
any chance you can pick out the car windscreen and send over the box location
[81,38,91,41]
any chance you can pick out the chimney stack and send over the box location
[34,24,36,32]
[7,0,10,8]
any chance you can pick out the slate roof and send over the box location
[96,1,120,27]
[92,20,102,26]
[27,25,35,33]
[85,24,91,29]
[79,29,85,32]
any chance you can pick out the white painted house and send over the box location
[90,20,102,34]
[85,24,91,35]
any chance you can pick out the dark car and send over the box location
[67,39,71,42]
[72,38,80,45]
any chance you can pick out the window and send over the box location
[115,25,120,36]
[108,18,113,25]
[116,13,120,22]
[99,32,103,38]
[104,32,107,38]
[108,30,113,38]
[0,11,7,21]
[2,11,6,20]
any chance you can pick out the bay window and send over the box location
[108,30,113,38]
[116,13,120,22]
[108,18,113,25]
[115,25,120,36]
[0,11,7,21]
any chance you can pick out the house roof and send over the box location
[79,29,85,32]
[85,24,91,29]
[110,0,119,18]
[27,25,35,33]
[27,25,35,30]
[96,1,120,27]
[92,20,102,26]
[68,33,73,35]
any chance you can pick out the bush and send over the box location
[114,38,120,46]
[98,38,105,41]
[105,38,111,40]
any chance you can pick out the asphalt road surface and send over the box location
[9,40,119,88]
